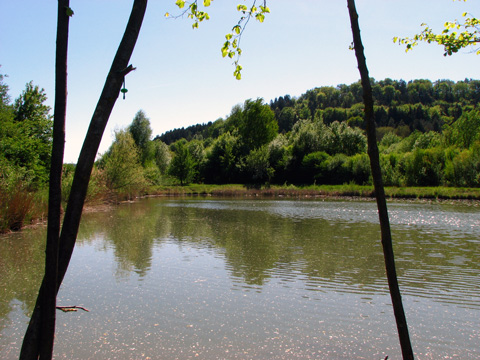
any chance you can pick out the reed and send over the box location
[0,179,37,233]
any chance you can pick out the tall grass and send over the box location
[0,181,34,232]
[0,173,48,233]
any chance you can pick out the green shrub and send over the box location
[301,151,329,183]
[325,154,350,184]
[380,153,403,186]
[0,163,36,232]
[347,153,371,185]
[143,163,162,186]
[444,147,480,187]
[403,148,445,186]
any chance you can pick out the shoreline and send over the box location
[144,184,480,202]
[3,185,478,235]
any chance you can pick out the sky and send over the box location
[1,0,479,163]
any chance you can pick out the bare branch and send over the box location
[56,306,90,313]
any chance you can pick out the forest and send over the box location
[134,78,480,188]
[1,75,480,232]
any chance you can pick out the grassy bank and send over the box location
[148,183,480,201]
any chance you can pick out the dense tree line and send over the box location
[156,122,213,145]
[2,74,480,209]
[160,78,480,142]
[150,78,480,187]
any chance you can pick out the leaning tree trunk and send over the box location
[19,1,148,359]
[346,1,415,359]
[39,1,70,359]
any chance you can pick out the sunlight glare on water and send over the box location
[0,198,478,359]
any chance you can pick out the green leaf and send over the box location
[175,0,185,9]
[256,13,265,23]
[234,65,242,80]
[203,0,211,6]
[237,4,248,12]
[65,6,74,17]
[221,42,229,57]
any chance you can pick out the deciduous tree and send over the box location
[129,109,152,164]
[169,140,196,185]
[239,98,278,151]
[153,139,172,174]
[104,129,145,196]
[1,82,53,186]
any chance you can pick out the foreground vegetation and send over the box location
[1,73,480,233]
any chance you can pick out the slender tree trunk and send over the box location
[346,1,414,359]
[39,2,70,359]
[19,1,148,359]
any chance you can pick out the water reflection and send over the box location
[1,198,479,359]
[0,228,46,321]
[74,198,479,308]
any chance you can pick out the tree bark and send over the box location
[346,1,415,359]
[38,1,70,359]
[19,1,148,359]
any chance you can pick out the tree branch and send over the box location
[56,306,89,313]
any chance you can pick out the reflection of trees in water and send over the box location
[79,200,173,279]
[160,202,390,287]
[0,228,46,324]
[75,198,480,301]
[2,198,478,347]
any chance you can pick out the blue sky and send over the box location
[1,0,479,163]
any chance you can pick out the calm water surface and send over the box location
[0,198,479,359]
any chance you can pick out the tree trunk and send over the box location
[19,1,148,359]
[346,1,414,359]
[39,1,70,359]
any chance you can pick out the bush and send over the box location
[444,146,480,187]
[301,151,330,184]
[380,153,404,186]
[0,162,36,232]
[403,148,445,186]
[325,154,350,184]
[143,163,162,186]
[346,153,371,185]
[242,145,274,185]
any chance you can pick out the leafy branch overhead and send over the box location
[394,3,480,56]
[166,0,270,79]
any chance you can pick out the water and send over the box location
[1,198,479,359]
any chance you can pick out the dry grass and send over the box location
[0,181,39,233]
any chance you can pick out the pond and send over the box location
[0,197,479,359]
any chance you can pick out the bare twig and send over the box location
[56,306,89,313]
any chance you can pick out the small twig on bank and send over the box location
[56,306,89,313]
